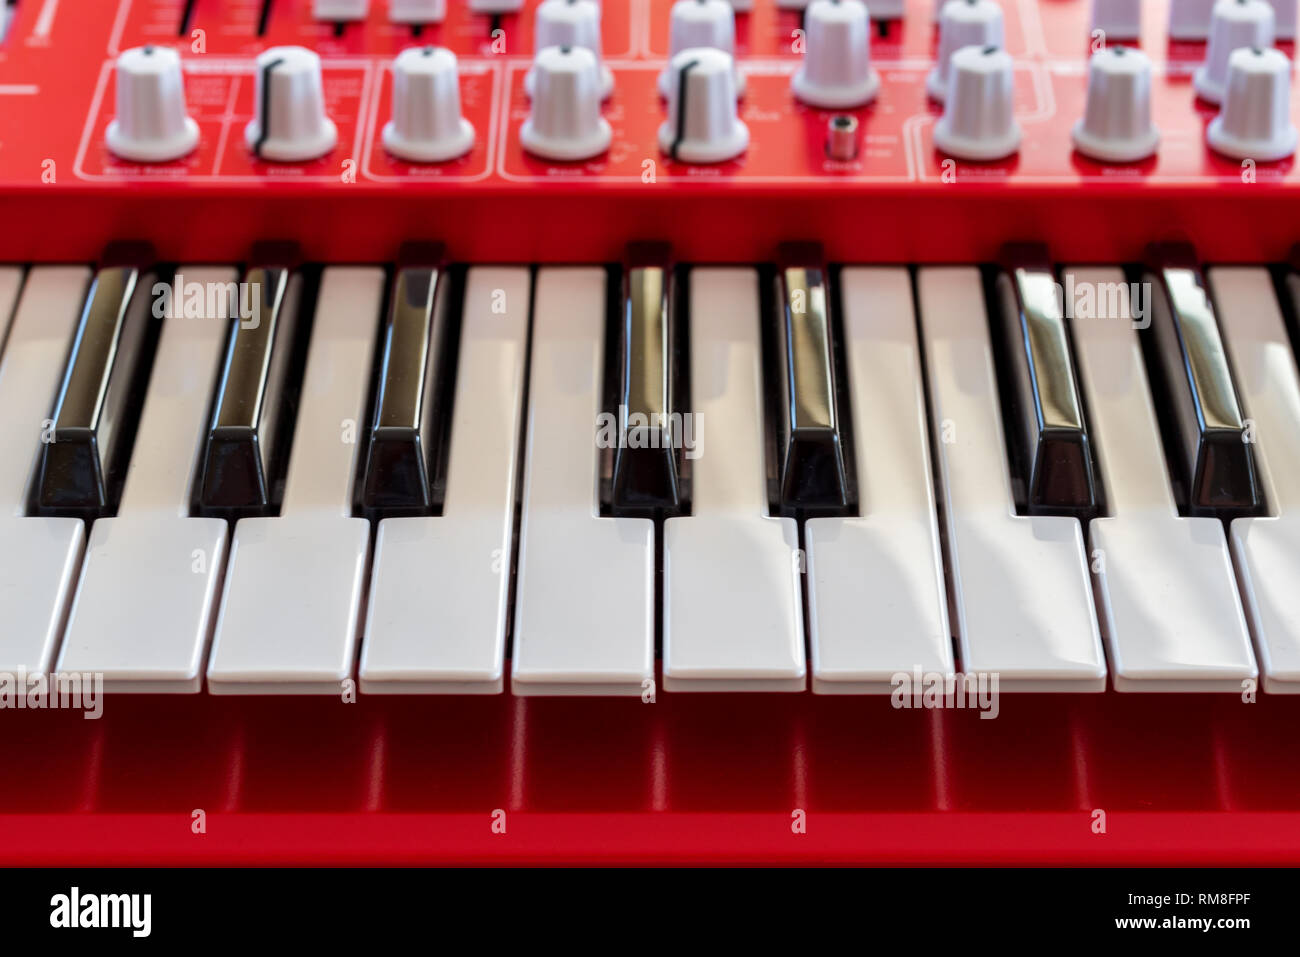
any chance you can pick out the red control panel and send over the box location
[0,0,1298,262]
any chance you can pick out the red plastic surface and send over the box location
[2,0,1300,865]
[1,0,1299,263]
[2,693,1300,865]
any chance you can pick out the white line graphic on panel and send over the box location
[29,0,62,42]
[107,0,132,56]
[211,75,242,177]
[1018,0,1048,57]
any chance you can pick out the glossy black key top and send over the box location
[773,242,849,513]
[610,242,682,515]
[1144,243,1260,515]
[196,246,305,517]
[1283,246,1300,357]
[33,244,156,517]
[361,244,454,515]
[992,244,1097,516]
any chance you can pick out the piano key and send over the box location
[0,268,21,347]
[511,267,655,696]
[663,268,805,691]
[33,250,156,517]
[360,267,530,693]
[805,268,954,693]
[609,243,682,514]
[1069,265,1256,692]
[773,243,851,513]
[206,267,382,694]
[992,246,1097,515]
[360,246,453,515]
[918,267,1106,691]
[1217,266,1300,693]
[196,252,304,517]
[1144,244,1261,515]
[0,267,90,677]
[56,267,235,692]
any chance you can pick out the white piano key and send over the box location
[56,267,235,692]
[0,267,89,677]
[360,268,530,693]
[0,268,21,352]
[662,268,804,692]
[207,267,382,694]
[511,268,655,696]
[805,268,953,694]
[1213,267,1300,693]
[1070,266,1256,692]
[917,267,1105,691]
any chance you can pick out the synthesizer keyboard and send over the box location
[2,0,1300,865]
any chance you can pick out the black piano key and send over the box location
[773,242,849,514]
[992,244,1098,517]
[1143,243,1260,515]
[196,246,305,517]
[33,244,157,518]
[1281,246,1300,362]
[360,244,454,516]
[609,242,682,516]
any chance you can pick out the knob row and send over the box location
[105,2,1300,168]
[310,0,914,25]
[315,1,515,22]
[107,42,475,164]
[933,39,1296,164]
[312,0,1299,44]
[930,0,1298,162]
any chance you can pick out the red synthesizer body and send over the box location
[1,0,1300,866]
[5,0,1300,264]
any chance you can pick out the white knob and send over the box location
[658,0,745,97]
[791,0,880,108]
[520,45,611,161]
[1207,45,1298,160]
[1091,0,1142,40]
[383,46,474,162]
[928,0,1005,101]
[658,47,749,162]
[1169,0,1219,40]
[1264,0,1297,38]
[390,0,447,23]
[933,44,1021,160]
[244,46,338,162]
[870,1,906,17]
[1195,0,1275,103]
[1071,46,1159,162]
[527,0,613,99]
[315,0,369,20]
[105,45,200,163]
